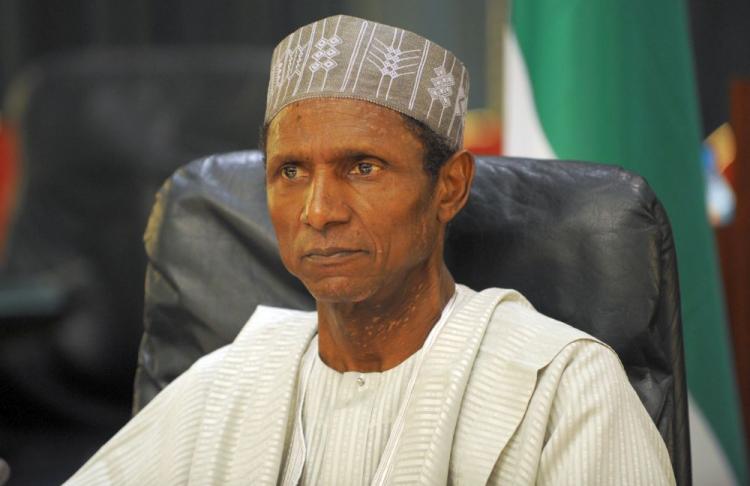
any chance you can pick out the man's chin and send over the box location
[303,276,377,304]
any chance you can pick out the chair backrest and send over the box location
[136,150,690,485]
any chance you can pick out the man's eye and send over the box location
[350,162,379,176]
[281,165,298,179]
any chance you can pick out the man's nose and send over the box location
[301,173,351,231]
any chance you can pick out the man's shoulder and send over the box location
[243,304,317,328]
[233,304,317,341]
[462,284,604,371]
[187,305,317,379]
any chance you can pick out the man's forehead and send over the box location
[267,98,421,160]
[264,15,469,150]
[271,98,407,136]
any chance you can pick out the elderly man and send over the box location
[68,15,675,485]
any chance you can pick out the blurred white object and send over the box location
[703,144,736,227]
[0,458,10,486]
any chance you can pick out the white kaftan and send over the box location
[65,285,676,485]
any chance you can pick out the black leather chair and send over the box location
[135,151,691,485]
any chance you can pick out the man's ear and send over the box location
[436,149,475,223]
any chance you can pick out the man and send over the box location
[68,15,675,485]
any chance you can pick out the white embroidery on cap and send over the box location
[408,39,430,110]
[436,57,456,126]
[279,37,309,102]
[290,24,316,96]
[367,38,420,80]
[351,23,378,93]
[447,66,467,141]
[309,35,342,73]
[340,20,369,92]
[428,66,455,109]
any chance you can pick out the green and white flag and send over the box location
[503,1,748,484]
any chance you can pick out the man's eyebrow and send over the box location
[335,150,381,161]
[269,149,383,164]
[267,152,310,164]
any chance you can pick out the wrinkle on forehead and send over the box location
[267,98,423,159]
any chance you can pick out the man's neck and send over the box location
[316,263,456,373]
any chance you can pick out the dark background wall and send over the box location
[0,0,341,93]
[3,0,750,134]
[689,0,750,134]
[0,0,490,112]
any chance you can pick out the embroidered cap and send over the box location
[265,15,470,148]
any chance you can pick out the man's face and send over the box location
[265,98,444,304]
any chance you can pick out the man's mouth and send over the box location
[304,247,366,261]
